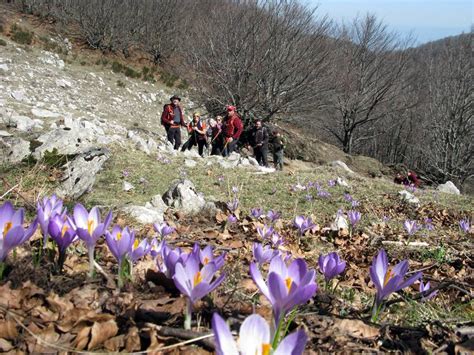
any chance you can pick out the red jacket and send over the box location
[224,114,243,140]
[161,104,185,127]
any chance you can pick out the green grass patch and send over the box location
[10,24,33,45]
[0,38,6,46]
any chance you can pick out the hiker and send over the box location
[251,119,269,167]
[271,130,285,171]
[222,105,243,156]
[181,112,208,156]
[407,171,421,187]
[209,115,224,155]
[161,95,186,150]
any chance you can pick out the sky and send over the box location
[306,0,472,44]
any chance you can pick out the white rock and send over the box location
[0,130,12,137]
[330,215,349,231]
[331,160,355,174]
[336,177,350,188]
[183,149,201,159]
[0,136,30,164]
[184,159,197,168]
[123,181,135,192]
[399,190,420,205]
[56,79,72,88]
[31,108,61,118]
[39,51,65,69]
[122,205,164,225]
[11,90,26,102]
[248,157,259,166]
[0,64,9,72]
[437,181,460,195]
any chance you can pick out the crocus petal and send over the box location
[397,271,422,291]
[73,204,89,228]
[212,313,239,355]
[3,225,24,252]
[274,329,308,355]
[238,314,271,355]
[172,263,192,297]
[250,262,271,301]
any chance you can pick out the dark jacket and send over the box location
[271,136,284,151]
[187,120,207,140]
[161,104,185,127]
[252,126,269,147]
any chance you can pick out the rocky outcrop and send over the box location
[437,181,461,195]
[0,136,30,163]
[162,179,208,214]
[56,148,110,199]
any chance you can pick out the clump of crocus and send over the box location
[173,251,225,329]
[105,226,134,288]
[226,199,239,213]
[347,210,361,236]
[257,224,274,240]
[48,214,77,272]
[250,208,264,219]
[253,242,279,266]
[266,210,281,223]
[157,242,188,278]
[293,215,315,244]
[419,280,438,302]
[37,194,66,247]
[195,244,226,269]
[149,238,163,258]
[0,201,38,278]
[153,222,175,239]
[212,313,307,355]
[459,219,470,234]
[369,249,421,322]
[403,220,419,236]
[250,256,317,340]
[74,204,112,277]
[318,252,346,291]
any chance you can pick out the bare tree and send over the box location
[180,0,332,122]
[324,14,412,154]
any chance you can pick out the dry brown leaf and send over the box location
[74,326,91,351]
[229,240,243,248]
[0,283,22,309]
[46,293,74,315]
[0,338,13,352]
[0,320,18,340]
[335,319,379,339]
[104,334,125,352]
[125,326,141,352]
[215,211,227,224]
[239,278,258,293]
[88,320,119,350]
[28,323,60,353]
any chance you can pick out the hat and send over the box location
[226,105,236,112]
[170,95,181,101]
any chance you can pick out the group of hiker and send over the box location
[160,95,285,170]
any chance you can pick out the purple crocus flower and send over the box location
[105,226,134,266]
[257,225,274,240]
[351,200,360,207]
[253,243,279,265]
[73,203,112,276]
[226,199,239,213]
[318,252,346,282]
[266,210,281,223]
[369,249,422,321]
[153,222,175,238]
[212,313,307,355]
[419,280,438,301]
[328,179,336,187]
[250,256,318,325]
[196,244,225,270]
[173,253,226,329]
[424,218,435,231]
[250,208,264,219]
[347,210,361,228]
[317,190,331,199]
[271,232,283,247]
[403,220,419,235]
[231,186,239,194]
[48,214,77,255]
[130,238,150,263]
[459,219,470,233]
[157,243,188,278]
[0,201,38,263]
[304,194,313,201]
[37,194,65,246]
[149,238,163,258]
[293,216,315,236]
[344,193,353,202]
[227,214,237,224]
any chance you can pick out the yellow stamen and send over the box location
[285,277,293,292]
[262,343,271,355]
[384,269,394,287]
[193,271,202,286]
[203,257,210,265]
[87,219,95,235]
[61,225,69,237]
[117,232,122,241]
[133,239,139,250]
[3,221,12,236]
